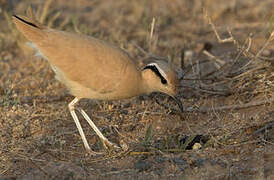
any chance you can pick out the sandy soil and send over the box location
[0,0,273,179]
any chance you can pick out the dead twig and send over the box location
[206,11,257,60]
[206,12,234,44]
[149,17,156,49]
[39,0,53,23]
[181,85,230,96]
[255,31,274,60]
[29,158,51,178]
[253,121,274,136]
[47,11,61,28]
[202,50,225,69]
[227,140,261,147]
[185,98,274,113]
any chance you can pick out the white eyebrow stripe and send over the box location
[146,63,167,79]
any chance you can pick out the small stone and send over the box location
[192,143,202,150]
[135,160,151,171]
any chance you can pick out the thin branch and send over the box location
[39,0,53,23]
[149,17,156,52]
[185,98,274,113]
[181,85,230,96]
[253,121,274,136]
[205,11,234,43]
[255,31,274,60]
[202,50,225,69]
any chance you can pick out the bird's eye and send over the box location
[161,79,167,84]
[143,64,168,85]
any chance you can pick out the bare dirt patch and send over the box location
[0,0,273,179]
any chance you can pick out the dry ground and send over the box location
[0,0,273,179]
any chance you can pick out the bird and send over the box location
[12,12,183,154]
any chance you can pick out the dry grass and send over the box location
[0,0,273,179]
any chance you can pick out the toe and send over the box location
[103,139,120,151]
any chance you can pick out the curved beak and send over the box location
[172,96,184,112]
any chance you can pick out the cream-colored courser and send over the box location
[12,13,183,154]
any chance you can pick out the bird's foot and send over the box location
[102,139,121,152]
[84,147,104,157]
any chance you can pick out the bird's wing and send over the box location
[13,14,139,95]
[38,30,139,94]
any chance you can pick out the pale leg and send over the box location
[68,97,119,152]
[68,97,101,154]
[79,108,119,149]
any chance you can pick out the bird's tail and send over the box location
[12,8,47,43]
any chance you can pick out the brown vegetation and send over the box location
[0,0,273,179]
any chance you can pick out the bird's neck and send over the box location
[138,75,154,95]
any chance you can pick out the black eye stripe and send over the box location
[144,65,167,85]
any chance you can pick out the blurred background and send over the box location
[0,0,273,179]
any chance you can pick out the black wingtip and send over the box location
[12,14,20,19]
[12,14,38,28]
[12,14,18,20]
